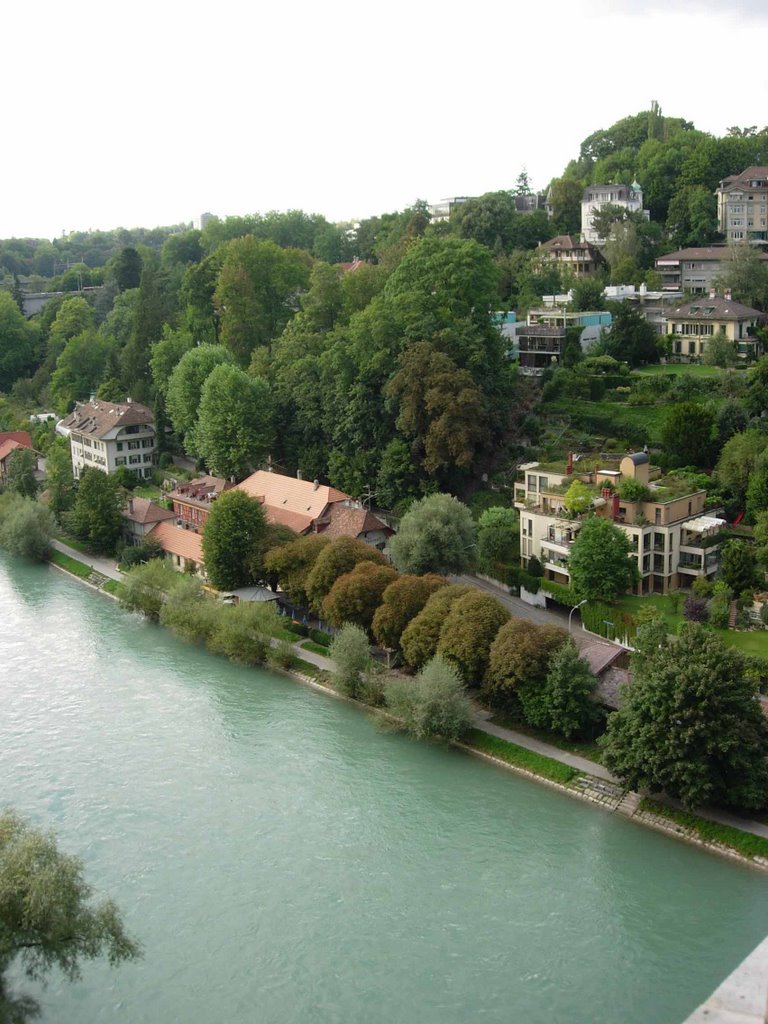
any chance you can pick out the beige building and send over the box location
[515,453,726,595]
[667,292,764,360]
[716,167,768,243]
[59,398,156,481]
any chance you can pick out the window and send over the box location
[527,474,536,489]
[115,457,126,466]
[117,442,123,452]
[129,455,141,465]
[83,437,92,447]
[141,439,153,449]
[538,476,548,490]
[128,441,141,450]
[655,509,662,525]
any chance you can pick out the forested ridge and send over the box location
[2,107,768,509]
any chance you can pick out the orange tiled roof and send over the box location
[0,431,33,449]
[147,521,204,562]
[317,504,392,540]
[236,471,349,533]
[0,439,25,463]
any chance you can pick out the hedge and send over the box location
[539,578,580,607]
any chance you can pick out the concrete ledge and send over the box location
[685,936,768,1022]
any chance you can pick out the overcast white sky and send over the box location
[4,0,768,240]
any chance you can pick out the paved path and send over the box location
[474,713,619,782]
[51,539,123,582]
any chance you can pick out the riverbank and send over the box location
[46,541,768,871]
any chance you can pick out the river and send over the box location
[2,554,767,1023]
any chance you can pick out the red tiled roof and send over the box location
[147,522,204,562]
[122,497,176,526]
[317,504,392,541]
[236,470,350,533]
[0,431,33,449]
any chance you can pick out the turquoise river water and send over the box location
[2,553,768,1023]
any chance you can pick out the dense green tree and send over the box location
[570,276,607,313]
[399,584,473,670]
[719,540,757,593]
[214,236,311,364]
[390,493,477,575]
[110,246,143,291]
[206,602,270,666]
[0,493,53,561]
[483,619,569,712]
[385,655,473,741]
[666,185,719,248]
[476,506,518,576]
[375,439,422,512]
[321,560,398,631]
[194,364,274,478]
[329,622,371,698]
[436,590,510,686]
[661,402,716,468]
[201,489,268,590]
[50,329,112,413]
[0,808,141,1023]
[716,245,768,311]
[562,480,593,515]
[5,448,38,499]
[603,301,659,366]
[119,559,183,619]
[518,639,602,739]
[165,344,234,447]
[703,329,738,368]
[568,516,639,602]
[371,573,446,651]
[715,400,749,448]
[44,436,75,521]
[149,325,194,398]
[67,468,124,554]
[263,535,329,607]
[0,292,35,391]
[715,429,768,503]
[120,261,171,400]
[547,177,584,235]
[305,536,386,612]
[601,623,768,810]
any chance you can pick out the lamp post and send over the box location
[569,599,588,633]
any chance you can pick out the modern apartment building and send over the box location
[581,181,649,245]
[59,398,156,480]
[716,167,768,243]
[515,453,726,595]
[654,245,768,293]
[517,309,612,376]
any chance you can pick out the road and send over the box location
[51,538,123,581]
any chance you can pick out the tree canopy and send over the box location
[201,489,268,590]
[390,493,477,575]
[568,516,639,603]
[601,623,768,810]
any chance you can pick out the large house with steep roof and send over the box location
[716,167,768,243]
[121,497,176,546]
[59,398,156,480]
[146,521,205,575]
[165,476,234,531]
[666,293,765,360]
[654,245,768,294]
[235,469,391,548]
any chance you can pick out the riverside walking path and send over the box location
[48,540,768,843]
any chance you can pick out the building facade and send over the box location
[59,399,156,480]
[165,476,234,532]
[515,453,726,595]
[581,182,649,245]
[517,309,612,376]
[666,293,764,360]
[654,245,768,293]
[716,167,768,243]
[537,235,604,277]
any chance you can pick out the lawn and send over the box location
[487,711,604,763]
[132,484,164,501]
[612,593,768,661]
[548,398,671,446]
[301,640,331,657]
[466,730,578,785]
[634,364,740,378]
[54,530,90,554]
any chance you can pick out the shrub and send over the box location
[206,603,269,665]
[526,555,544,578]
[309,628,332,648]
[120,559,182,619]
[707,594,731,630]
[329,623,371,698]
[539,579,580,607]
[385,656,473,741]
[159,577,219,644]
[691,576,713,599]
[683,595,709,623]
[0,493,54,561]
[268,639,297,670]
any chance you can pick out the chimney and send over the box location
[297,469,302,480]
[724,288,732,301]
[709,288,717,300]
[313,479,320,491]
[126,396,133,404]
[612,493,620,521]
[594,463,599,483]
[566,452,573,476]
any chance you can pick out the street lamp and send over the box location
[568,599,588,633]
